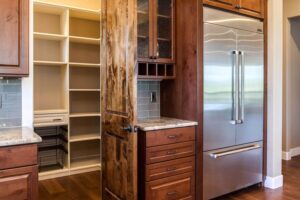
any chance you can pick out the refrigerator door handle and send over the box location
[238,51,245,124]
[209,144,261,159]
[231,51,239,125]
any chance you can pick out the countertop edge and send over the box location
[0,127,42,148]
[138,122,198,131]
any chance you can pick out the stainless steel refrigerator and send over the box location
[203,7,264,200]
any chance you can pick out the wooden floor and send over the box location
[39,156,300,200]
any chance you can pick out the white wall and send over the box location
[282,0,300,160]
[265,0,283,189]
[22,0,34,128]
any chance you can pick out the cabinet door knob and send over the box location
[235,4,241,9]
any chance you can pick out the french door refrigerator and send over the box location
[203,7,264,200]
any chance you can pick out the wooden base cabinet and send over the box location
[139,127,196,200]
[0,166,38,200]
[0,145,38,200]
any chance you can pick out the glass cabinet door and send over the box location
[155,0,173,61]
[138,0,151,59]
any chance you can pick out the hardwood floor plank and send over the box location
[39,157,300,200]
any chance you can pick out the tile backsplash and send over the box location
[0,79,22,128]
[137,81,160,119]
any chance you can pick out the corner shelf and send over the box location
[70,134,101,142]
[69,113,101,118]
[69,62,101,68]
[138,62,176,80]
[34,32,67,41]
[34,0,102,178]
[34,60,67,66]
[69,36,100,45]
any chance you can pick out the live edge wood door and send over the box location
[101,0,138,199]
[0,0,29,76]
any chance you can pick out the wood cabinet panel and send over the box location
[138,0,175,63]
[0,0,29,76]
[0,0,19,66]
[0,165,38,200]
[146,172,195,200]
[146,141,195,164]
[0,144,37,170]
[146,127,195,147]
[203,0,265,19]
[238,0,264,18]
[203,0,235,10]
[146,156,194,181]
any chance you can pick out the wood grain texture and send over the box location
[161,0,202,199]
[0,0,19,66]
[146,141,195,164]
[0,165,38,200]
[146,156,195,181]
[146,172,195,200]
[0,144,37,170]
[146,127,195,147]
[39,171,101,200]
[0,0,29,76]
[101,0,138,199]
[203,0,265,19]
[39,157,300,200]
[238,0,265,18]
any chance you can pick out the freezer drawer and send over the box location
[203,142,263,200]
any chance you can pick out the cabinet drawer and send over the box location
[146,127,195,147]
[146,172,195,200]
[146,157,194,181]
[0,144,37,170]
[34,113,68,127]
[146,141,195,164]
[0,165,38,200]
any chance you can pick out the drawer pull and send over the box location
[166,167,177,171]
[166,150,177,155]
[167,191,177,196]
[210,144,261,159]
[167,135,178,139]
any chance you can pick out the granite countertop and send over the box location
[0,127,42,147]
[137,117,198,131]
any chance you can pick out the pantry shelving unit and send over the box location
[33,0,101,180]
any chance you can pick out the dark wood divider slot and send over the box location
[138,62,147,76]
[157,64,166,76]
[166,64,174,77]
[138,62,175,80]
[148,63,157,76]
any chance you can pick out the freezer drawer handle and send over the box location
[209,144,261,159]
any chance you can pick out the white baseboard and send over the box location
[282,146,300,160]
[264,175,283,189]
[282,151,291,160]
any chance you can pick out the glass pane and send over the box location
[138,37,149,58]
[158,40,171,58]
[157,0,172,59]
[138,0,149,58]
[158,0,171,16]
[158,17,171,40]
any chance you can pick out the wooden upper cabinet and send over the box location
[0,0,29,77]
[203,0,265,19]
[202,0,236,11]
[138,0,175,63]
[237,0,265,18]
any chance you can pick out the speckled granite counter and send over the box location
[137,117,198,131]
[0,127,42,147]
